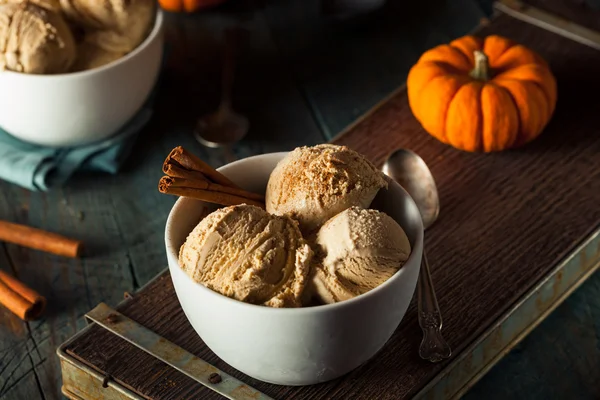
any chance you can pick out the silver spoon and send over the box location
[194,28,249,148]
[382,149,452,363]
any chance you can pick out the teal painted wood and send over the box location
[465,271,600,400]
[264,0,488,138]
[0,372,42,400]
[0,246,41,399]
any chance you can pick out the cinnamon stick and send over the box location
[0,220,82,258]
[0,270,46,321]
[159,180,265,208]
[160,176,265,202]
[163,163,208,182]
[164,146,239,188]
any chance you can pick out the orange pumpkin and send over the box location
[407,35,557,152]
[158,0,227,13]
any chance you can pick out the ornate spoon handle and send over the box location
[418,249,452,362]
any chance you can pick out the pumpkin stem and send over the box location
[469,50,491,81]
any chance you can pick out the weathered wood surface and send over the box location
[2,0,600,399]
[263,0,486,138]
[0,3,327,398]
[63,10,600,400]
[522,0,600,31]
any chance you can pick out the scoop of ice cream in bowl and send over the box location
[165,145,424,386]
[0,0,163,147]
[266,144,388,233]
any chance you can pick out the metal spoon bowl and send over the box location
[194,28,249,148]
[383,150,440,229]
[194,107,249,148]
[383,149,452,363]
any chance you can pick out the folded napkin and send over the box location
[0,83,159,192]
[0,108,152,191]
[0,42,170,192]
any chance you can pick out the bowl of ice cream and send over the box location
[0,0,163,147]
[165,146,424,386]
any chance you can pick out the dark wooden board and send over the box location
[522,0,600,31]
[63,13,600,400]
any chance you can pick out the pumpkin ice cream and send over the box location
[71,40,124,72]
[59,0,156,54]
[308,207,411,304]
[179,204,313,308]
[0,1,76,73]
[0,0,155,74]
[266,144,388,233]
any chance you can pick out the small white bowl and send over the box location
[0,11,164,147]
[165,152,424,386]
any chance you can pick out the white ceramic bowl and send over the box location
[165,152,424,386]
[0,11,164,147]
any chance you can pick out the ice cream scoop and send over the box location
[308,206,411,304]
[0,0,61,11]
[266,144,388,233]
[59,0,156,53]
[71,41,124,72]
[179,204,313,308]
[0,1,76,74]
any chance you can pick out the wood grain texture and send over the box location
[0,172,139,400]
[522,0,600,31]
[465,271,600,399]
[0,5,325,399]
[0,371,43,400]
[63,14,600,400]
[0,245,42,400]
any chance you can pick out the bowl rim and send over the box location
[0,9,164,80]
[165,151,424,316]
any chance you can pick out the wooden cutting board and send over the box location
[58,4,600,400]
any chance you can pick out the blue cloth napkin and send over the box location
[0,106,153,191]
[0,48,167,192]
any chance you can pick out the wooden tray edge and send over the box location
[416,227,600,399]
[57,270,170,400]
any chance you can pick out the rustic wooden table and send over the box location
[1,1,599,399]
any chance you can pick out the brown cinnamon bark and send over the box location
[0,221,82,258]
[158,185,265,208]
[162,163,208,182]
[164,146,239,188]
[158,177,264,208]
[0,270,46,321]
[160,176,264,202]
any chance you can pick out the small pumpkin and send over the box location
[407,35,557,152]
[158,0,227,13]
